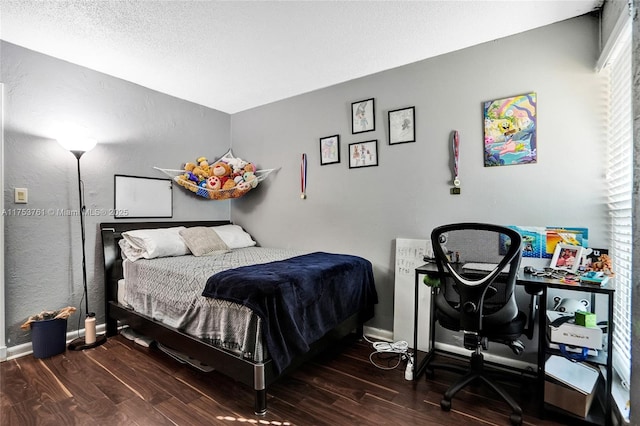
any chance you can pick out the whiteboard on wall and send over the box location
[393,238,433,352]
[114,174,173,219]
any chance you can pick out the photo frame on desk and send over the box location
[550,244,583,273]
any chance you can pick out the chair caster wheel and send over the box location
[440,399,451,411]
[509,413,522,426]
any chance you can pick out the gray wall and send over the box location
[231,15,608,332]
[1,42,232,346]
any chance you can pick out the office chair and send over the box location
[427,223,534,426]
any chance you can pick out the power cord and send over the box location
[363,335,412,371]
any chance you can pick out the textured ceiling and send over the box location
[0,1,602,114]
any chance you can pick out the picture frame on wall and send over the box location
[351,98,375,134]
[483,92,537,167]
[388,106,415,145]
[550,243,583,273]
[349,140,378,169]
[319,134,340,165]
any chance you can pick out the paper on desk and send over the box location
[545,355,599,394]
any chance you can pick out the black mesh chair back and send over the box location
[432,223,523,343]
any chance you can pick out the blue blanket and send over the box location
[202,252,377,374]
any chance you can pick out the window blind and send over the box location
[604,21,632,386]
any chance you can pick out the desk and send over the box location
[413,263,615,425]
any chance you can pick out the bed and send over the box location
[100,220,377,415]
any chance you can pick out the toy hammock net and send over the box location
[155,150,276,200]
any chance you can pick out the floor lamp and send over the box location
[58,137,107,350]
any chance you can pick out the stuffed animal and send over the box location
[198,157,210,174]
[206,176,222,190]
[222,179,236,190]
[211,162,232,177]
[592,253,614,276]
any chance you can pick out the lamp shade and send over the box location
[57,136,97,153]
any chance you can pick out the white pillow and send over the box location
[121,226,190,260]
[212,224,256,249]
[118,238,146,261]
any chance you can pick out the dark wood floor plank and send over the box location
[84,343,174,405]
[105,339,203,405]
[154,396,230,426]
[0,359,35,408]
[0,334,574,425]
[40,351,115,406]
[13,356,72,404]
[115,397,178,426]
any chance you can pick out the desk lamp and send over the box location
[58,136,107,350]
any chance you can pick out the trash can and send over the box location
[31,318,67,358]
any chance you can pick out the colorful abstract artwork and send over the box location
[483,92,537,167]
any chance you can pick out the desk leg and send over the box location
[413,270,419,380]
[413,271,435,381]
[537,287,547,415]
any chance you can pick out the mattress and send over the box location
[122,246,307,362]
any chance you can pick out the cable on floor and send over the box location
[362,334,412,371]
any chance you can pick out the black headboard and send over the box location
[100,220,231,335]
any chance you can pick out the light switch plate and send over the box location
[15,188,28,204]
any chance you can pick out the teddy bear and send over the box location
[592,253,614,276]
[222,179,236,190]
[197,157,210,175]
[206,176,222,190]
[211,161,232,178]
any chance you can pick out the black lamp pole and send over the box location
[68,150,106,350]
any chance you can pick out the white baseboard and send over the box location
[363,326,394,342]
[4,323,106,361]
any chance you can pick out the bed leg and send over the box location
[106,316,118,337]
[254,389,267,416]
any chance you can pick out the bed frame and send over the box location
[100,221,372,415]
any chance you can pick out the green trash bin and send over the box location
[31,318,67,358]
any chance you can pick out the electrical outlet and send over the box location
[14,188,28,204]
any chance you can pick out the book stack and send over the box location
[579,271,610,286]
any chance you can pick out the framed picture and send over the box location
[483,92,537,167]
[351,98,375,134]
[319,134,340,165]
[550,243,584,273]
[388,106,415,145]
[349,140,378,169]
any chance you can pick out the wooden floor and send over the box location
[1,334,573,425]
